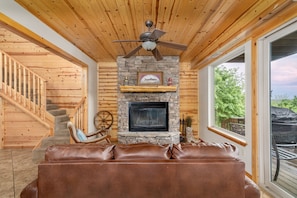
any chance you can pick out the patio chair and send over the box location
[67,121,111,144]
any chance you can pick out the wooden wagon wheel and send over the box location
[94,111,113,130]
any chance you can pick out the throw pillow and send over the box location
[76,129,87,141]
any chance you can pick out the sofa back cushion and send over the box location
[172,142,238,160]
[114,143,171,160]
[45,144,115,162]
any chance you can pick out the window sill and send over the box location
[208,126,247,146]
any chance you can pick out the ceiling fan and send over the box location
[113,20,187,61]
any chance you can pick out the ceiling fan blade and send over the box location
[113,40,141,43]
[149,29,166,40]
[123,45,142,58]
[152,48,163,61]
[157,41,187,51]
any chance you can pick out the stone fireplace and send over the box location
[117,56,180,145]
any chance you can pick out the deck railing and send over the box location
[0,50,47,121]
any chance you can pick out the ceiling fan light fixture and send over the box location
[114,20,187,60]
[142,41,156,51]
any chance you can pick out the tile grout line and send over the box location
[10,150,16,198]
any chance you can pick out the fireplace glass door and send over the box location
[129,102,168,132]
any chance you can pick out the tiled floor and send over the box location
[0,149,37,198]
[0,148,272,198]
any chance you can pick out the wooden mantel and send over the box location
[120,85,177,93]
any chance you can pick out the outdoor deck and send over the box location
[271,146,297,196]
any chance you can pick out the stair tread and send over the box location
[55,129,69,133]
[43,136,69,140]
[48,109,66,113]
[55,115,70,126]
[55,114,68,117]
[46,104,59,110]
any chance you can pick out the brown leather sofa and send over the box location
[21,142,260,198]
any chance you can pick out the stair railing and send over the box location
[69,96,87,132]
[0,50,47,121]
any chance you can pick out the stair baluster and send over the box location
[0,49,47,121]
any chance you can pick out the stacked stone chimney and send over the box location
[117,56,180,145]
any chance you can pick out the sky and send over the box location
[222,53,297,100]
[271,53,297,99]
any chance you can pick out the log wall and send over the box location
[179,62,199,137]
[97,62,118,140]
[2,100,48,148]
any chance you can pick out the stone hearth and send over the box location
[117,132,180,145]
[117,56,180,145]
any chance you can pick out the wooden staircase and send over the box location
[1,49,88,162]
[0,49,74,162]
[0,50,48,125]
[32,100,71,163]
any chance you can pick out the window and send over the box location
[209,43,251,142]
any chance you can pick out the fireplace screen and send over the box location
[129,102,168,132]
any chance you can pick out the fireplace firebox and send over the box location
[129,102,168,132]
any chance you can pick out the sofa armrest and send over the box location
[20,179,38,198]
[245,176,260,198]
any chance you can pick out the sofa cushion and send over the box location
[171,142,238,160]
[45,144,115,162]
[114,143,172,160]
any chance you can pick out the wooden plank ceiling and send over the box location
[2,0,296,65]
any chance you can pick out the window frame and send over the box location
[208,42,252,146]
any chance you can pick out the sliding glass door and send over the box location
[259,20,297,198]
